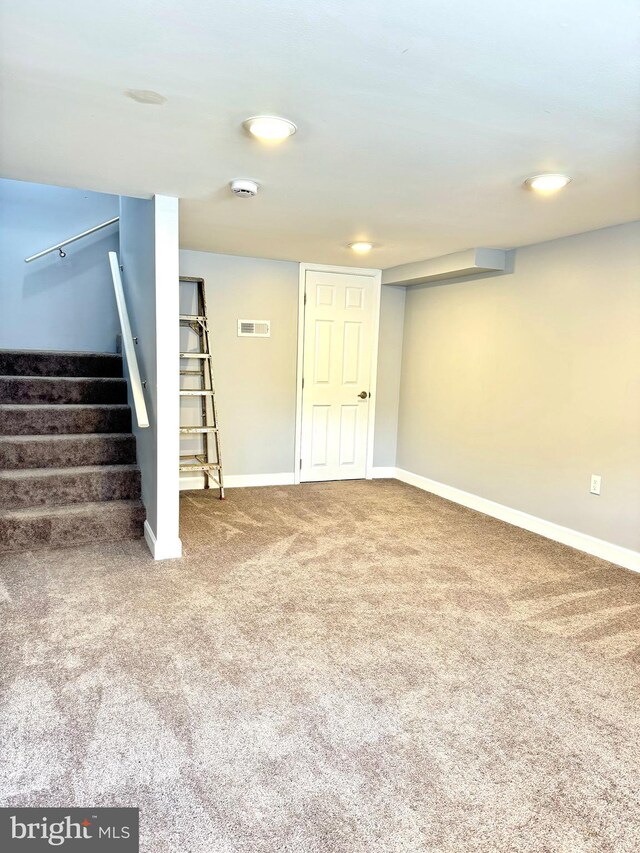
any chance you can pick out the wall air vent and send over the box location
[238,319,270,337]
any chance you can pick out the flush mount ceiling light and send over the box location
[524,173,572,193]
[243,115,297,141]
[125,89,167,105]
[349,241,374,253]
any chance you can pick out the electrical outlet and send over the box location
[590,474,601,495]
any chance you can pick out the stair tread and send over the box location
[0,499,144,520]
[0,352,123,378]
[0,464,139,480]
[0,404,133,437]
[0,348,121,358]
[0,433,133,443]
[0,375,126,382]
[0,375,128,405]
[0,403,130,410]
[0,433,136,470]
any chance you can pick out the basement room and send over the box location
[0,1,639,851]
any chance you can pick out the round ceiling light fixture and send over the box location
[243,115,297,141]
[349,241,374,253]
[524,173,572,193]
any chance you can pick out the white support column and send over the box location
[149,195,182,559]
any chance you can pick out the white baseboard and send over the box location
[180,472,295,491]
[144,520,183,560]
[371,466,397,478]
[394,467,640,573]
[177,464,639,573]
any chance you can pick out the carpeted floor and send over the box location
[1,479,639,852]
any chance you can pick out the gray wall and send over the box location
[396,222,640,551]
[179,250,299,478]
[373,285,406,467]
[179,250,403,480]
[0,178,119,352]
[119,196,181,557]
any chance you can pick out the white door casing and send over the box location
[296,263,381,483]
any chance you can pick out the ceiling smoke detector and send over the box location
[230,178,259,198]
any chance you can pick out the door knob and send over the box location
[358,391,368,399]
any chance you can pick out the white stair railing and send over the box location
[108,251,149,429]
[24,221,148,430]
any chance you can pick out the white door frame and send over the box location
[294,262,382,485]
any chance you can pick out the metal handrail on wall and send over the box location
[22,219,149,430]
[108,252,149,429]
[24,217,120,263]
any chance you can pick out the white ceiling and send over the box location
[1,0,639,267]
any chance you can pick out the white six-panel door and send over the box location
[299,267,379,482]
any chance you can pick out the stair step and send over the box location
[0,465,141,509]
[0,404,132,436]
[0,434,136,470]
[0,349,123,378]
[0,376,128,404]
[0,499,146,553]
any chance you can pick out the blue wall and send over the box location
[0,179,120,352]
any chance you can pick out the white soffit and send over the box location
[382,248,507,286]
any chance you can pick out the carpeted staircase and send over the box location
[0,350,146,553]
